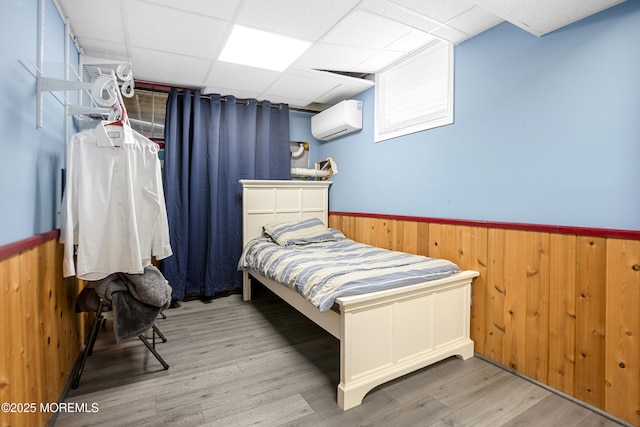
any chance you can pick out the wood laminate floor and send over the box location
[56,286,624,427]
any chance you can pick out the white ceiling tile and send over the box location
[315,81,373,105]
[301,69,375,87]
[294,44,378,72]
[123,2,229,59]
[447,6,503,36]
[205,62,281,93]
[469,0,626,36]
[388,0,476,23]
[143,0,242,20]
[237,0,361,41]
[429,25,469,44]
[354,50,407,72]
[58,0,127,45]
[292,69,373,105]
[386,29,438,52]
[265,71,345,100]
[358,0,441,33]
[130,48,212,86]
[78,40,129,59]
[322,10,413,49]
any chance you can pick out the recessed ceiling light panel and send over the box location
[219,25,311,72]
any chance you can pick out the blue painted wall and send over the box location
[290,110,316,149]
[0,0,74,246]
[314,1,640,231]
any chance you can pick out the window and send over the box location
[374,40,454,142]
[122,89,167,140]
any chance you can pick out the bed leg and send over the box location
[456,340,475,360]
[242,271,251,301]
[337,383,367,411]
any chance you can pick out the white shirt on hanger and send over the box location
[60,121,173,280]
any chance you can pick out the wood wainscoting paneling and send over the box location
[329,213,640,426]
[0,234,87,427]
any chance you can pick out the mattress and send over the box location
[238,225,461,312]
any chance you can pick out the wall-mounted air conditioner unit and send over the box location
[311,100,363,141]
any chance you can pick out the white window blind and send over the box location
[375,40,453,142]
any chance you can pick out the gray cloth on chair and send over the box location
[76,286,101,313]
[94,265,172,344]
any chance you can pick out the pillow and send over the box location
[263,217,337,246]
[329,228,347,240]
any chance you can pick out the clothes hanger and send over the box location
[103,72,130,127]
[105,103,128,127]
[103,101,128,148]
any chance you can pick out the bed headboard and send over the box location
[240,180,332,246]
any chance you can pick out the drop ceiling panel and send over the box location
[430,25,470,44]
[56,1,127,45]
[447,6,504,36]
[124,2,229,58]
[80,39,129,59]
[296,69,374,105]
[470,0,626,36]
[130,48,213,87]
[322,10,416,49]
[266,71,349,100]
[355,50,407,72]
[205,62,281,94]
[358,0,442,34]
[294,44,378,72]
[386,30,438,52]
[315,81,373,105]
[389,0,476,23]
[143,0,242,20]
[237,0,361,41]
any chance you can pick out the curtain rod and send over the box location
[219,96,283,110]
[135,81,317,114]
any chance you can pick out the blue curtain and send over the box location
[162,88,291,299]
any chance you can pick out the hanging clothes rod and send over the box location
[221,96,283,110]
[133,81,317,113]
[175,90,285,110]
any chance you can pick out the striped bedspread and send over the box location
[238,237,461,312]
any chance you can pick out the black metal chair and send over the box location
[72,299,169,389]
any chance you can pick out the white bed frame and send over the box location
[240,179,479,410]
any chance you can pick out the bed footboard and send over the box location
[244,269,478,410]
[336,270,478,410]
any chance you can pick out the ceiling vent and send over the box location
[311,100,363,141]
